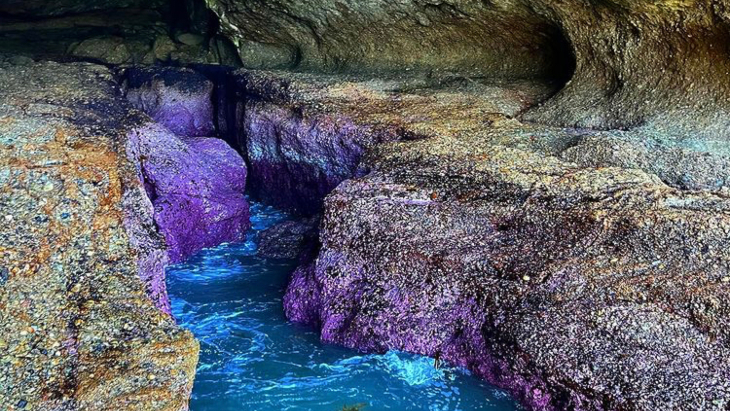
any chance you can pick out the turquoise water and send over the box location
[167,202,520,411]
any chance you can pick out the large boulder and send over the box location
[123,67,250,263]
[126,123,250,264]
[258,218,319,260]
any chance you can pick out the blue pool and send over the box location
[167,202,521,411]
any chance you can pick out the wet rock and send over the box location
[127,123,250,263]
[263,71,730,410]
[0,60,198,410]
[287,135,730,409]
[124,66,216,137]
[258,218,319,260]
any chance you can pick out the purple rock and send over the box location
[127,122,250,264]
[125,67,216,138]
[235,70,404,215]
[243,102,375,214]
[284,160,730,411]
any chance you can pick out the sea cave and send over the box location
[1,1,730,411]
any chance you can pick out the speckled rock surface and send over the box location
[122,66,250,264]
[236,69,555,214]
[258,218,318,261]
[275,71,730,410]
[124,67,216,138]
[0,60,199,410]
[127,123,250,264]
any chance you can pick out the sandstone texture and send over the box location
[0,59,200,410]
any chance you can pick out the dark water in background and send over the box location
[166,201,520,411]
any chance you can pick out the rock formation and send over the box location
[124,67,251,263]
[0,59,249,409]
[209,0,730,140]
[274,70,730,411]
[235,70,555,213]
[0,59,199,410]
[258,218,318,261]
[3,1,730,410]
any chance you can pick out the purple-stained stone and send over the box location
[284,168,730,411]
[127,122,250,264]
[125,67,216,137]
[242,102,376,214]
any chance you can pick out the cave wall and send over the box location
[4,0,728,138]
[525,0,730,139]
[206,0,730,139]
[204,0,574,80]
[0,0,240,66]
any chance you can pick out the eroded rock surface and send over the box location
[127,123,250,264]
[237,69,555,213]
[0,60,198,410]
[207,0,730,140]
[125,67,216,137]
[275,71,730,410]
[123,66,250,264]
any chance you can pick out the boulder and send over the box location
[70,36,133,64]
[258,218,318,260]
[126,123,250,264]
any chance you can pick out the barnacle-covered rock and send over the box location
[0,59,213,410]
